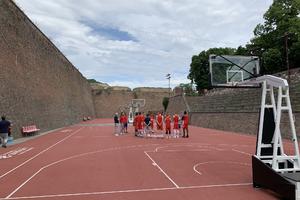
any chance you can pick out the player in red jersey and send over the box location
[120,112,128,134]
[133,113,138,136]
[182,111,189,138]
[123,113,128,133]
[173,113,179,138]
[150,114,154,133]
[156,112,163,131]
[137,112,143,136]
[139,112,145,136]
[165,114,171,138]
[119,112,125,134]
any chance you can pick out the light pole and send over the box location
[166,73,171,97]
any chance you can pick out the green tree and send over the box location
[262,48,284,73]
[162,97,169,112]
[235,45,249,55]
[249,0,300,73]
[87,79,99,83]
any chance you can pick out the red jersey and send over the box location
[137,115,143,129]
[165,115,171,130]
[173,114,179,129]
[150,115,154,129]
[183,114,189,128]
[157,114,163,123]
[120,116,125,123]
[156,114,163,130]
[141,114,145,128]
[133,115,138,128]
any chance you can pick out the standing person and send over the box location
[150,113,155,133]
[156,112,163,131]
[119,112,126,134]
[133,113,138,136]
[144,113,151,137]
[0,116,11,148]
[124,113,128,133]
[113,113,120,136]
[140,112,145,135]
[182,111,189,138]
[137,112,143,136]
[173,113,180,138]
[165,114,171,139]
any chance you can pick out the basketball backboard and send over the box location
[209,55,260,87]
[132,99,145,108]
[128,99,146,123]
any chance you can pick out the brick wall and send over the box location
[167,95,189,115]
[93,87,169,118]
[0,0,95,137]
[167,72,300,137]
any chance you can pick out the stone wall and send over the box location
[0,0,95,137]
[93,87,169,118]
[167,95,189,115]
[167,70,300,137]
[133,88,169,114]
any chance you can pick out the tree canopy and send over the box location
[188,0,300,92]
[249,0,300,73]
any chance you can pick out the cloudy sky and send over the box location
[15,0,273,89]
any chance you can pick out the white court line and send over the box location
[232,149,252,156]
[4,141,251,199]
[0,127,83,180]
[155,144,224,153]
[144,151,179,188]
[154,143,212,152]
[2,182,252,200]
[193,165,202,175]
[5,143,161,199]
[163,149,211,152]
[193,161,251,176]
[18,148,34,155]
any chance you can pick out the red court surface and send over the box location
[0,118,288,200]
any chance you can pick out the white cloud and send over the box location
[15,0,273,88]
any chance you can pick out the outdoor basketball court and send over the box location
[0,118,286,200]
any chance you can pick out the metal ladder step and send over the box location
[281,106,289,110]
[275,155,298,160]
[275,168,300,173]
[265,105,274,108]
[261,144,272,148]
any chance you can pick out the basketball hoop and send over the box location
[128,99,146,123]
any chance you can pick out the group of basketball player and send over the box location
[114,111,189,138]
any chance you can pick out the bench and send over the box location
[21,125,40,136]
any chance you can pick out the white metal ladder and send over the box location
[256,75,300,172]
